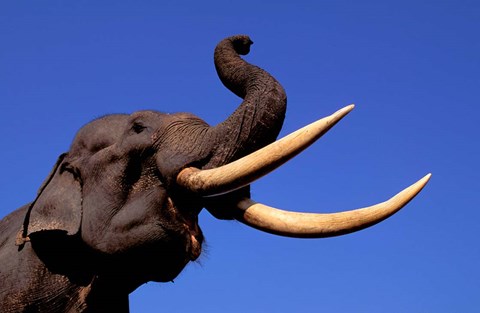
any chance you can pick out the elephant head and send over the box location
[15,35,430,296]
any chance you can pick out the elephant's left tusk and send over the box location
[177,105,354,196]
[232,174,431,238]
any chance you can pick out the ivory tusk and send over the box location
[233,174,431,238]
[177,104,355,196]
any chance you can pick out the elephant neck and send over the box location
[80,276,131,313]
[28,276,131,313]
[28,233,133,312]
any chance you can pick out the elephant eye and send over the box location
[60,162,82,182]
[132,122,146,134]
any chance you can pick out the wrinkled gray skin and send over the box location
[0,35,286,312]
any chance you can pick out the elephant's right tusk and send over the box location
[177,104,355,196]
[232,174,431,238]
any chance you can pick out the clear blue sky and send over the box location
[1,1,478,312]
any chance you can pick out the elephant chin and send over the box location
[155,223,203,281]
[110,227,203,286]
[136,244,193,284]
[151,233,203,282]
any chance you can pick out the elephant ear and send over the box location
[16,153,83,245]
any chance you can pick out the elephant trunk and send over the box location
[205,35,287,169]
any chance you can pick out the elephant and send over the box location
[0,35,431,313]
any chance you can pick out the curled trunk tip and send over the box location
[226,35,254,55]
[207,35,287,168]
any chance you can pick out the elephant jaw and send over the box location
[176,105,431,238]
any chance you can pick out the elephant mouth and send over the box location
[183,216,202,261]
[164,197,203,261]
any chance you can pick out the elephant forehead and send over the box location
[129,110,207,126]
[129,110,165,120]
[69,114,129,157]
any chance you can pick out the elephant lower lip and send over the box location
[189,234,201,261]
[180,217,202,261]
